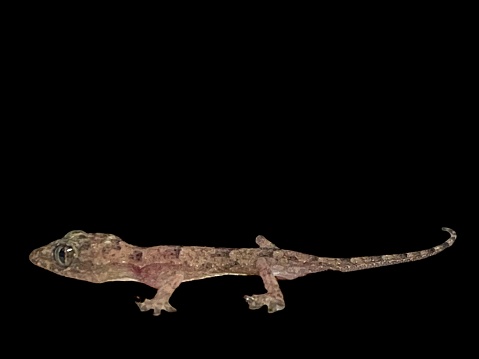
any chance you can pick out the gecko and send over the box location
[29,227,457,315]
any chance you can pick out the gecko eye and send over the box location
[53,245,74,267]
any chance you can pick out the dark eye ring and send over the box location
[53,245,74,267]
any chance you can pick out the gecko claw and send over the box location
[244,294,285,313]
[136,299,177,315]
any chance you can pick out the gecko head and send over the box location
[29,230,123,283]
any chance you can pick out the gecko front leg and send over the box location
[136,272,184,315]
[244,257,285,313]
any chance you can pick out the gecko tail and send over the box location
[338,227,457,272]
[441,227,457,246]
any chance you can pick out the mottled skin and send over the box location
[29,228,457,315]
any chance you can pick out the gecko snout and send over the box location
[29,248,39,264]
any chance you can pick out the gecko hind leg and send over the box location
[136,272,183,315]
[244,257,285,313]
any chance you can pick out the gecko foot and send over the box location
[136,298,177,316]
[244,294,285,313]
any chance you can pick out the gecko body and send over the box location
[29,227,457,315]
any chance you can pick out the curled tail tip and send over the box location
[441,227,457,243]
[441,227,455,234]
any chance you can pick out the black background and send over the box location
[6,5,475,358]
